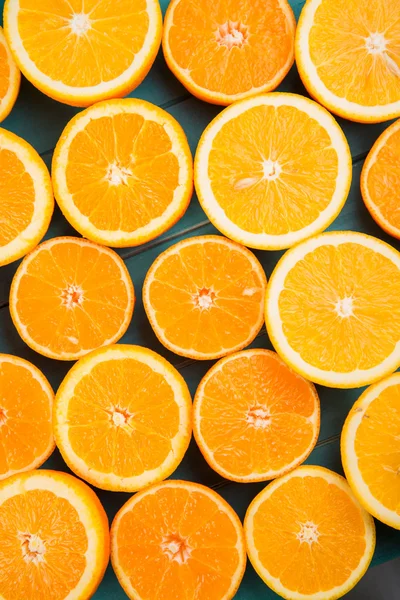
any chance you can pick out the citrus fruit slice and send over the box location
[0,128,53,267]
[0,469,109,599]
[54,345,192,492]
[266,231,400,388]
[111,480,246,600]
[295,0,400,123]
[4,0,162,107]
[10,237,134,361]
[195,93,351,250]
[0,26,20,122]
[162,0,295,105]
[52,99,193,247]
[341,373,400,530]
[0,354,54,480]
[361,118,400,239]
[194,349,320,482]
[143,235,267,359]
[244,466,376,600]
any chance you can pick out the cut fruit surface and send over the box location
[52,99,193,247]
[163,0,295,105]
[266,231,400,388]
[295,0,400,123]
[10,237,134,361]
[0,469,109,599]
[341,373,400,530]
[4,0,162,107]
[195,93,351,249]
[244,466,375,600]
[54,345,192,492]
[0,26,20,122]
[194,349,320,482]
[0,128,53,267]
[143,235,267,359]
[111,480,246,600]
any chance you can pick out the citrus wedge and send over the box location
[0,26,20,122]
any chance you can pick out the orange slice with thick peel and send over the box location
[0,128,53,267]
[0,26,20,122]
[52,99,193,247]
[341,373,400,530]
[193,349,320,482]
[54,345,192,492]
[244,466,376,600]
[0,469,109,599]
[266,231,400,388]
[163,0,295,105]
[143,235,267,360]
[195,93,351,250]
[10,237,134,361]
[295,0,400,123]
[4,0,162,107]
[111,480,246,600]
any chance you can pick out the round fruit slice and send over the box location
[111,480,246,600]
[163,0,295,105]
[4,0,162,107]
[52,99,193,247]
[0,128,53,267]
[143,235,267,360]
[0,469,109,599]
[266,231,400,388]
[341,373,400,530]
[195,93,351,250]
[295,0,400,123]
[10,237,134,361]
[54,345,192,492]
[0,26,20,122]
[244,466,375,600]
[194,349,320,482]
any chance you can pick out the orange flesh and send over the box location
[0,41,10,100]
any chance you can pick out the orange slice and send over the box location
[295,0,400,123]
[0,26,20,122]
[143,235,267,360]
[4,0,162,107]
[52,99,193,247]
[54,345,192,492]
[10,237,134,361]
[0,128,53,267]
[244,466,376,600]
[195,93,351,250]
[111,480,246,600]
[0,469,109,599]
[163,0,295,105]
[341,373,400,530]
[266,231,400,388]
[193,349,320,482]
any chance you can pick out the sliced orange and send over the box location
[143,235,267,360]
[341,373,400,530]
[296,0,400,123]
[195,93,351,250]
[194,349,320,482]
[0,128,53,267]
[52,98,193,247]
[54,345,192,492]
[266,231,400,388]
[111,480,246,600]
[0,26,20,122]
[4,0,162,107]
[244,466,376,600]
[10,237,134,361]
[0,469,109,599]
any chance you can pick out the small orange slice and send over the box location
[0,26,20,122]
[143,235,267,360]
[10,237,134,361]
[194,349,320,482]
[111,480,246,600]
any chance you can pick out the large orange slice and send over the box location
[111,480,246,600]
[0,26,20,122]
[10,237,134,360]
[143,235,267,359]
[54,345,192,492]
[244,466,376,600]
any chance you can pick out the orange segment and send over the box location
[0,26,20,122]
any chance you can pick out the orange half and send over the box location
[0,26,20,122]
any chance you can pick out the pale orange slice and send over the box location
[0,26,20,122]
